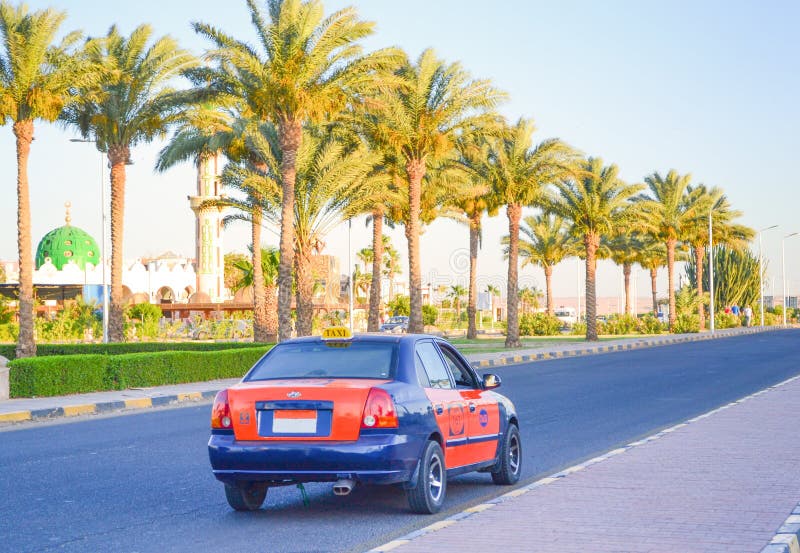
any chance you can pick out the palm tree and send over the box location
[62,24,197,342]
[637,171,703,330]
[518,286,543,316]
[0,3,85,357]
[159,106,286,343]
[448,285,467,326]
[603,231,644,316]
[635,238,667,314]
[229,247,280,339]
[357,231,402,331]
[194,0,400,342]
[547,158,643,341]
[364,48,504,334]
[480,119,577,347]
[510,213,577,316]
[226,125,383,336]
[682,185,754,330]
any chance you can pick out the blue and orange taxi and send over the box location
[208,328,522,514]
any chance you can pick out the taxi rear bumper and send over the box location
[208,432,423,486]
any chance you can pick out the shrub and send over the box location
[673,313,700,334]
[570,322,586,336]
[126,303,163,339]
[602,314,638,335]
[0,341,271,360]
[519,313,562,336]
[0,323,18,344]
[422,305,438,326]
[9,346,271,398]
[387,295,410,316]
[714,312,741,329]
[10,354,109,397]
[636,314,664,335]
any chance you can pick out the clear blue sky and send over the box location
[1,0,798,302]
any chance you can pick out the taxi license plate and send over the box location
[272,409,318,434]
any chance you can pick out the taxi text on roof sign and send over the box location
[321,326,352,340]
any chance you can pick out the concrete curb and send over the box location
[366,371,800,552]
[0,390,219,424]
[760,504,800,553]
[0,326,780,425]
[472,327,773,369]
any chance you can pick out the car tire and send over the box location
[406,440,446,514]
[224,482,268,511]
[491,424,522,485]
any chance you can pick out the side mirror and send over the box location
[482,373,501,390]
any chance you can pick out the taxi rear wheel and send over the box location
[491,424,522,485]
[407,440,446,514]
[224,482,268,511]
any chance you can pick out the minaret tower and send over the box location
[189,153,225,301]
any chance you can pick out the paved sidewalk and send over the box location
[0,326,775,424]
[374,374,800,553]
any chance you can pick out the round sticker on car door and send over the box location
[448,404,465,436]
[478,408,489,427]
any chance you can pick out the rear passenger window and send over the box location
[414,353,431,387]
[416,342,452,389]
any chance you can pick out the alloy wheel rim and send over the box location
[509,434,520,474]
[428,454,443,502]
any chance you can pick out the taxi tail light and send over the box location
[211,390,233,429]
[361,388,398,429]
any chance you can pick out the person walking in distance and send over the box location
[743,305,753,327]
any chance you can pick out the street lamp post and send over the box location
[71,138,109,343]
[708,210,715,333]
[782,232,798,326]
[758,225,778,328]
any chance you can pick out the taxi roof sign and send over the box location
[321,326,352,340]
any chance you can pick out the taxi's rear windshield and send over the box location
[245,341,397,381]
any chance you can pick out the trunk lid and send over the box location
[227,378,389,441]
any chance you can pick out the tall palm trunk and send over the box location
[694,244,705,330]
[505,203,522,348]
[623,262,632,315]
[294,246,314,336]
[650,267,658,314]
[405,159,425,334]
[251,205,269,343]
[277,118,302,341]
[107,145,130,342]
[666,237,677,330]
[467,212,480,339]
[367,208,383,332]
[585,233,600,341]
[13,121,36,358]
[265,284,278,338]
[544,265,554,316]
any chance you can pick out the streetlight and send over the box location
[708,210,715,333]
[782,232,798,326]
[758,225,778,327]
[70,138,109,343]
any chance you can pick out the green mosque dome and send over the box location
[35,203,100,271]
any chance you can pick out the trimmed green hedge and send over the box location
[8,346,271,398]
[0,341,271,361]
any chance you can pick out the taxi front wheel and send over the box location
[492,424,522,485]
[407,440,446,514]
[224,482,268,511]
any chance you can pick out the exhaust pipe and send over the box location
[333,478,355,496]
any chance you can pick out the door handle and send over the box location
[469,403,476,413]
[435,404,444,415]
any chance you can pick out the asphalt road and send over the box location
[2,330,799,553]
